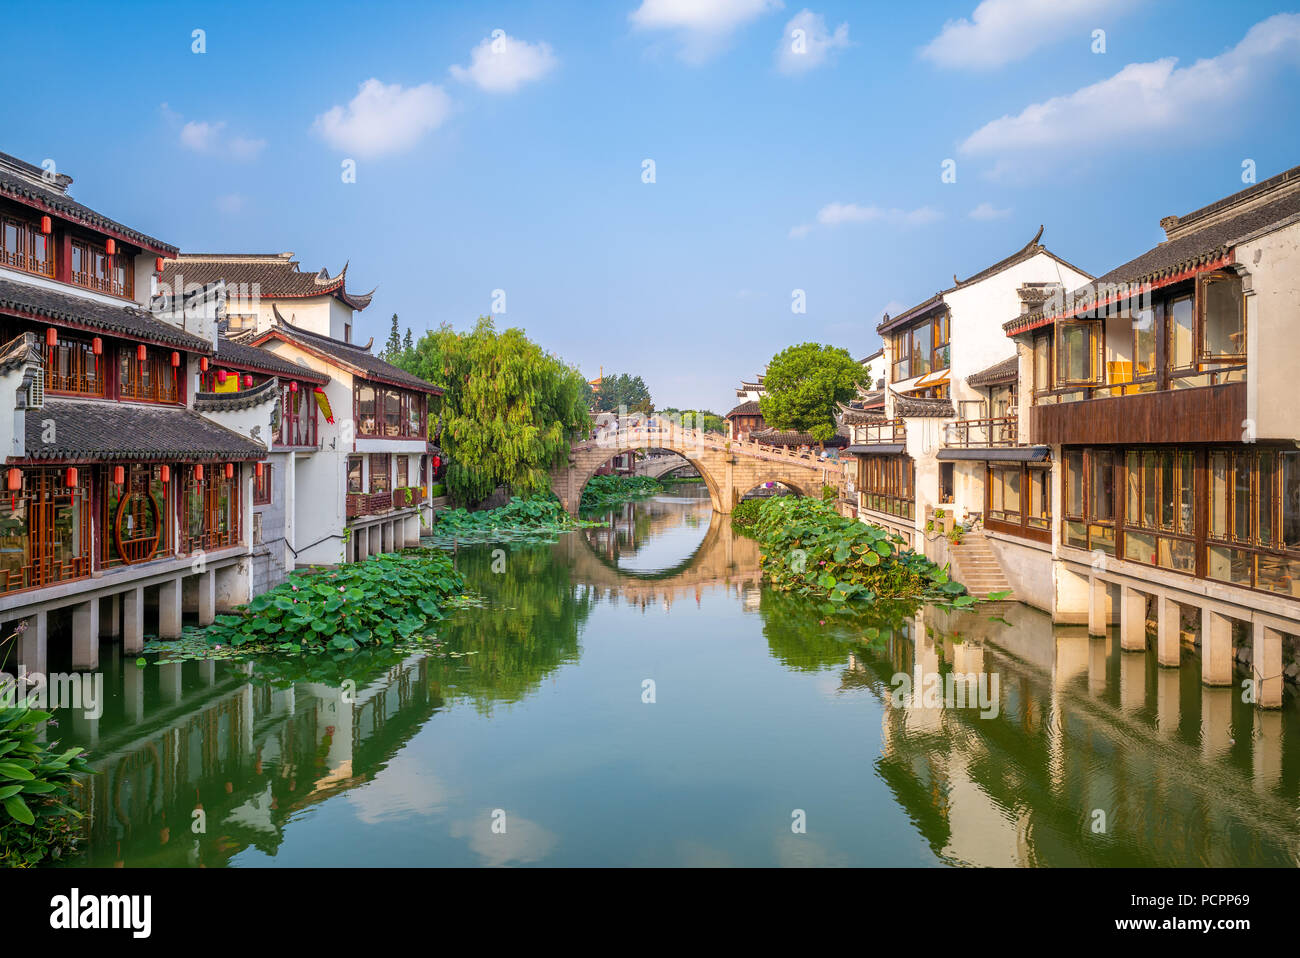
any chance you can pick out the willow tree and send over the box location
[397,317,591,504]
[759,342,866,446]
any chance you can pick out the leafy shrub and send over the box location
[580,474,663,509]
[821,484,838,502]
[202,552,464,653]
[730,499,764,533]
[0,706,88,867]
[749,496,973,605]
[428,482,446,498]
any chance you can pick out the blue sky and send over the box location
[4,0,1299,410]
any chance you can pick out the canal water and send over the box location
[52,484,1300,866]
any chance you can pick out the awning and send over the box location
[936,446,1050,462]
[844,444,906,456]
[911,367,950,390]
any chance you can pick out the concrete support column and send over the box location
[1200,608,1233,687]
[18,611,48,677]
[1119,585,1146,652]
[1087,577,1113,637]
[1252,621,1284,709]
[123,587,145,653]
[158,577,183,639]
[197,569,216,627]
[71,598,100,671]
[1156,596,1181,668]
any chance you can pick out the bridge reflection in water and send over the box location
[47,489,1300,867]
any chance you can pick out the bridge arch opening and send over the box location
[565,441,727,515]
[740,479,806,500]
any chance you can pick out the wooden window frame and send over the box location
[253,463,272,505]
[986,462,1051,544]
[118,346,180,404]
[0,213,56,278]
[70,236,133,299]
[102,464,171,567]
[0,469,91,595]
[45,334,105,397]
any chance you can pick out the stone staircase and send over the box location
[948,533,1013,598]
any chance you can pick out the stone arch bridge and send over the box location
[551,425,835,514]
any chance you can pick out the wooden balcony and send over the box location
[855,419,907,444]
[1030,382,1246,445]
[945,416,1017,447]
[346,487,425,520]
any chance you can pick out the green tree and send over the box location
[383,313,402,358]
[594,372,652,413]
[656,407,726,433]
[394,317,591,504]
[402,328,414,353]
[759,343,866,446]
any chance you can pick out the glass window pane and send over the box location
[1133,307,1156,377]
[1210,451,1229,537]
[1090,451,1114,521]
[1178,451,1194,536]
[1258,451,1274,547]
[1202,274,1244,358]
[1169,295,1195,369]
[1159,451,1175,531]
[1142,451,1157,527]
[1283,451,1300,550]
[1234,454,1251,543]
[1126,451,1141,526]
[1065,450,1084,518]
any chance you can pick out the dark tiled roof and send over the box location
[0,276,212,351]
[162,253,374,310]
[967,355,1019,387]
[0,152,176,255]
[750,427,847,447]
[0,332,41,372]
[253,312,442,393]
[1006,167,1300,336]
[879,226,1092,334]
[893,394,955,418]
[23,399,264,461]
[193,378,280,412]
[726,400,762,418]
[837,403,886,425]
[214,336,329,383]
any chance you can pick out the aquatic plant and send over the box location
[580,474,663,509]
[748,495,985,605]
[201,552,464,653]
[0,707,88,867]
[430,495,597,545]
[730,498,764,531]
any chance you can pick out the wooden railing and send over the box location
[346,487,424,520]
[855,418,907,444]
[945,416,1017,447]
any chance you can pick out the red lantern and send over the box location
[171,352,180,367]
[224,463,234,479]
[91,337,102,355]
[289,381,298,393]
[155,257,164,273]
[217,370,227,385]
[200,357,209,372]
[194,464,204,482]
[136,343,147,362]
[242,374,252,388]
[105,239,116,256]
[40,215,51,235]
[112,465,125,486]
[65,467,77,488]
[255,461,264,479]
[45,328,57,348]
[6,469,21,492]
[160,465,171,484]
[433,456,441,471]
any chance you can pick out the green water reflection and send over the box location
[51,486,1300,866]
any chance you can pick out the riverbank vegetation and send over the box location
[743,496,981,605]
[431,495,597,544]
[580,474,663,509]
[393,317,592,505]
[0,630,91,866]
[201,553,464,653]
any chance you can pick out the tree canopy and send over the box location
[758,343,866,444]
[394,317,592,503]
[656,407,727,434]
[592,373,652,414]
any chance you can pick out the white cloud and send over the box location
[450,31,558,93]
[776,10,850,74]
[969,202,1011,220]
[177,118,265,160]
[791,201,942,238]
[959,14,1300,158]
[215,193,245,215]
[631,0,784,62]
[313,79,452,158]
[921,0,1137,70]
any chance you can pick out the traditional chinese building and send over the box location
[0,151,265,673]
[1003,165,1300,702]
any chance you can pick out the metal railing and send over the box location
[945,416,1018,447]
